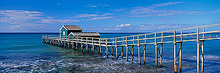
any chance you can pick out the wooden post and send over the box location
[51,39,53,45]
[138,35,141,65]
[126,36,128,61]
[58,39,60,46]
[86,38,88,52]
[179,30,183,72]
[160,32,163,67]
[68,42,70,49]
[201,27,205,73]
[57,36,59,46]
[81,37,83,52]
[53,39,54,45]
[122,37,124,59]
[174,30,177,73]
[67,36,70,48]
[61,41,63,47]
[132,36,134,61]
[52,39,53,45]
[63,36,65,47]
[60,40,61,47]
[99,38,102,56]
[155,33,158,67]
[116,38,118,60]
[97,38,100,54]
[76,39,78,50]
[197,27,200,73]
[112,39,114,59]
[106,38,108,58]
[132,45,134,61]
[92,38,94,53]
[47,35,49,40]
[144,35,147,64]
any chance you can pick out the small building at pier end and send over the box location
[59,25,100,38]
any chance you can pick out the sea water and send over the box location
[0,33,220,73]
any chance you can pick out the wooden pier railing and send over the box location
[42,24,220,73]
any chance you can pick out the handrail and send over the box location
[43,24,220,46]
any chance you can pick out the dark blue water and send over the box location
[0,33,220,73]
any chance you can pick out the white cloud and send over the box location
[0,10,42,24]
[115,24,132,30]
[39,19,80,24]
[75,13,113,20]
[119,2,202,17]
[91,24,204,33]
[116,24,131,28]
[100,13,112,16]
[115,28,120,30]
[134,24,202,32]
[75,14,99,18]
[213,11,220,13]
[86,4,110,8]
[41,2,65,6]
[111,24,203,32]
[212,9,220,13]
[151,2,183,8]
[0,10,81,31]
[112,8,127,12]
[75,13,112,18]
[9,24,42,29]
[0,10,81,25]
[89,16,113,20]
[87,5,98,8]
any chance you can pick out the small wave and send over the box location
[186,55,220,61]
[0,56,172,73]
[0,56,7,60]
[205,55,220,60]
[11,45,32,47]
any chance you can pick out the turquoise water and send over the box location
[0,33,220,73]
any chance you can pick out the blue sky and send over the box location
[0,0,220,33]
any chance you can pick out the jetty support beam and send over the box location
[155,33,158,67]
[99,39,102,56]
[179,30,183,72]
[138,35,141,65]
[126,36,128,61]
[92,38,94,53]
[144,35,147,64]
[174,30,177,73]
[106,39,108,58]
[201,27,205,73]
[116,38,118,60]
[160,33,163,67]
[197,27,200,73]
[112,39,114,59]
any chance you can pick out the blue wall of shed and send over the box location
[60,27,68,38]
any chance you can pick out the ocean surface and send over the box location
[0,33,220,73]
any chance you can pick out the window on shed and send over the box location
[63,31,65,35]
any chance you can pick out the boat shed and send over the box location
[59,25,82,37]
[59,25,100,38]
[68,32,100,38]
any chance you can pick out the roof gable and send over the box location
[59,25,82,31]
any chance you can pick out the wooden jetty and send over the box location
[42,24,220,73]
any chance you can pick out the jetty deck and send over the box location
[42,24,220,73]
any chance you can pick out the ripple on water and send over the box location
[0,56,172,73]
[1,53,220,73]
